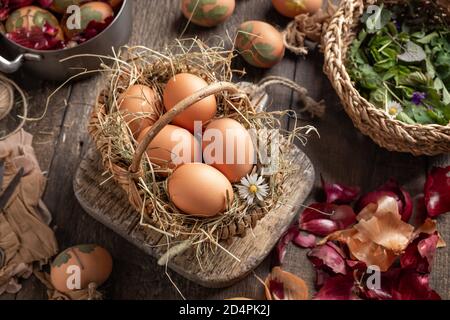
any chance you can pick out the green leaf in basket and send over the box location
[358,64,383,90]
[411,105,435,124]
[370,87,389,107]
[396,112,416,125]
[363,4,392,34]
[398,41,426,63]
[416,32,440,44]
[427,107,449,126]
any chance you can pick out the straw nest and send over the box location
[89,39,313,260]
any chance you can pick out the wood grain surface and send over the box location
[1,0,449,300]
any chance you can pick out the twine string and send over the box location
[246,76,326,118]
[0,74,28,141]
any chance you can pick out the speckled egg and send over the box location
[50,244,113,293]
[5,6,64,40]
[272,0,323,18]
[203,118,255,183]
[163,73,217,133]
[118,85,161,138]
[137,125,201,171]
[62,1,114,39]
[235,20,285,68]
[181,0,235,27]
[168,163,234,217]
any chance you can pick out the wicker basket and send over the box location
[323,0,450,156]
[88,50,282,245]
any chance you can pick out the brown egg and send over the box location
[163,73,217,133]
[137,125,201,171]
[168,163,234,217]
[118,85,161,138]
[235,20,285,68]
[50,244,112,293]
[5,6,64,41]
[62,1,114,39]
[181,0,235,27]
[272,0,323,18]
[203,118,255,183]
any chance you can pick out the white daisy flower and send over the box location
[238,174,269,205]
[385,100,403,119]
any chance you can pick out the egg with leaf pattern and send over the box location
[272,0,323,18]
[62,1,114,39]
[235,20,285,68]
[5,6,64,40]
[181,0,235,27]
[50,244,113,293]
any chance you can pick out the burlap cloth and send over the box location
[0,130,105,300]
[0,130,58,295]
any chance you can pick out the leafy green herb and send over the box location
[347,3,450,126]
[398,41,427,62]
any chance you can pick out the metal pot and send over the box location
[0,0,132,82]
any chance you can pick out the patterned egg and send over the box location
[168,163,234,217]
[50,244,113,293]
[118,85,162,138]
[5,6,64,40]
[272,0,323,18]
[62,1,114,39]
[48,0,91,14]
[181,0,235,27]
[235,20,285,68]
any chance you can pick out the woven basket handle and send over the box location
[130,81,239,174]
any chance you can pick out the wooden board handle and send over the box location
[130,81,240,175]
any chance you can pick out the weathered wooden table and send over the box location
[2,0,449,300]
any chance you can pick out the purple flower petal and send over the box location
[412,92,426,105]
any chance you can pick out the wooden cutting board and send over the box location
[74,145,314,288]
[73,88,315,288]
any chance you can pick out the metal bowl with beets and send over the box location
[0,0,132,82]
